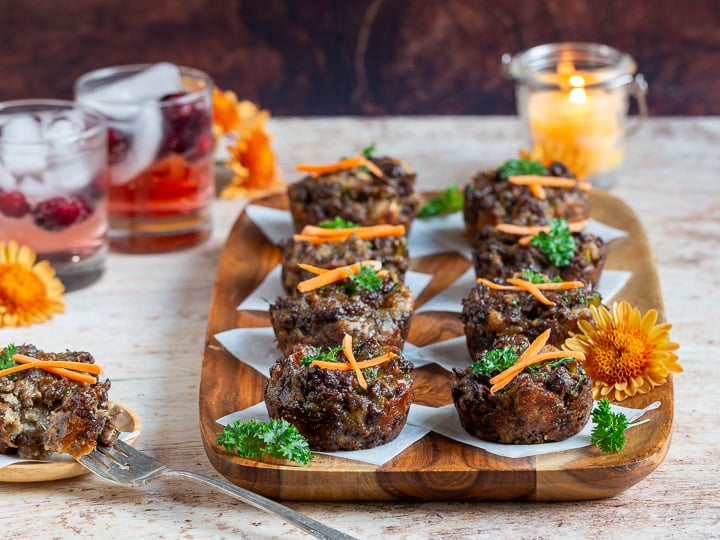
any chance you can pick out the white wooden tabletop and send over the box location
[1,117,718,539]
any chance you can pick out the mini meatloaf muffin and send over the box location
[0,344,120,459]
[463,160,590,246]
[287,156,420,231]
[472,227,606,290]
[460,280,600,358]
[280,233,409,294]
[265,340,414,451]
[452,335,592,444]
[269,269,413,357]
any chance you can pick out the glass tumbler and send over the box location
[75,63,214,253]
[0,100,108,291]
[502,42,648,189]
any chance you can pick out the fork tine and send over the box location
[78,440,167,486]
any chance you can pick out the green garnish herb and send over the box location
[345,263,382,294]
[471,346,519,376]
[1,344,18,370]
[520,268,562,284]
[590,398,629,453]
[216,418,312,466]
[301,345,343,366]
[497,158,548,179]
[318,216,359,229]
[418,186,464,218]
[361,143,376,159]
[530,218,577,267]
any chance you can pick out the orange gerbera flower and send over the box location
[564,301,682,401]
[0,241,65,327]
[212,89,284,198]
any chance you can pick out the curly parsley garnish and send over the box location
[418,186,464,218]
[530,218,577,267]
[498,158,548,179]
[301,345,343,366]
[520,268,562,284]
[471,346,519,376]
[216,418,312,466]
[361,143,376,159]
[345,263,382,295]
[318,216,359,229]
[590,398,629,453]
[1,344,18,370]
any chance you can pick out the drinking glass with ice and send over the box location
[0,100,108,291]
[75,63,214,253]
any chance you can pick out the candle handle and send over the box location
[627,73,649,136]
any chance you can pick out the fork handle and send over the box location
[164,469,356,540]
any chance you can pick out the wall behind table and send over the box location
[1,0,718,115]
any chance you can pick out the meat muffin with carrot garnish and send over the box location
[280,220,409,294]
[269,260,414,357]
[0,343,120,459]
[287,144,420,231]
[463,158,591,246]
[451,330,592,444]
[472,218,606,290]
[460,274,600,358]
[264,335,414,451]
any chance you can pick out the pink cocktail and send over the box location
[0,100,107,290]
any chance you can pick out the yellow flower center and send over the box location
[0,263,48,313]
[586,323,650,381]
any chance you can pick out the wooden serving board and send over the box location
[199,191,674,501]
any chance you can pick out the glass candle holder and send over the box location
[75,63,214,253]
[0,100,108,291]
[502,42,648,189]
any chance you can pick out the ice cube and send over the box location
[43,112,84,141]
[0,114,43,142]
[44,154,95,192]
[0,160,17,191]
[109,103,163,185]
[85,62,182,103]
[18,175,64,200]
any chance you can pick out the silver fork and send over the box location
[77,440,356,540]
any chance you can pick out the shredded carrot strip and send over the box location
[310,352,397,370]
[293,224,405,245]
[12,354,103,374]
[296,260,382,293]
[297,263,330,275]
[0,355,102,384]
[476,277,584,295]
[489,339,585,393]
[475,277,519,291]
[296,155,383,178]
[508,175,580,188]
[506,278,555,306]
[529,183,547,199]
[488,329,551,392]
[342,334,367,389]
[495,220,588,237]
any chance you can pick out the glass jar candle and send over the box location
[502,42,648,189]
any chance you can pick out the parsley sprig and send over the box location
[530,218,577,267]
[317,216,359,229]
[471,346,519,376]
[361,143,376,159]
[1,344,18,370]
[216,418,312,466]
[498,158,548,179]
[301,345,343,367]
[344,263,382,295]
[590,398,629,453]
[520,268,562,284]
[418,186,464,218]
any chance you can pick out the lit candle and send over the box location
[503,43,648,189]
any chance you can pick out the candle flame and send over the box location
[569,75,585,88]
[569,87,587,104]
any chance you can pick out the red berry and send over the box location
[32,196,91,231]
[0,190,31,218]
[108,128,131,165]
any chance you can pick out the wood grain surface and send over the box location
[199,190,674,501]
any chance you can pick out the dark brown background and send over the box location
[1,0,718,115]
